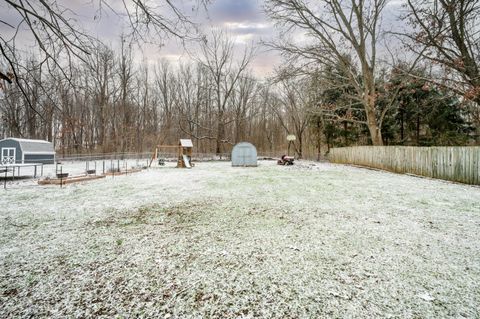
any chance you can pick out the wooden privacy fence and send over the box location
[328,146,480,185]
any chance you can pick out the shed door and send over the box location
[238,146,251,165]
[1,148,16,164]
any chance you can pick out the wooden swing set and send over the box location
[149,139,194,168]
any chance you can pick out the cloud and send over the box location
[223,22,271,35]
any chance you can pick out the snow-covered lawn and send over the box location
[1,161,479,318]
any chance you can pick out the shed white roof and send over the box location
[5,138,51,144]
[179,139,193,148]
[0,138,55,154]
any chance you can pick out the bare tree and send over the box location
[0,0,208,113]
[196,30,254,154]
[404,0,480,104]
[176,63,202,144]
[154,59,178,146]
[232,74,258,143]
[265,0,389,145]
[85,44,116,151]
[270,76,310,158]
[117,37,135,152]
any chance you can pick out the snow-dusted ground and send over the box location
[1,161,479,318]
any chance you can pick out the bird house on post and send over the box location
[177,139,193,168]
[286,134,296,156]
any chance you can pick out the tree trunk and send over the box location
[216,111,225,155]
[365,94,383,145]
[400,108,404,142]
[416,113,420,145]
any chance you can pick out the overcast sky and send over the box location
[152,0,281,76]
[0,0,279,76]
[0,0,407,77]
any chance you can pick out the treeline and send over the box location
[1,1,480,158]
[1,49,477,159]
[308,63,478,150]
[0,34,294,157]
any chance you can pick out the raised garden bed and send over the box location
[104,168,143,176]
[38,174,105,185]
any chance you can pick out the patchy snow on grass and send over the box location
[1,160,480,318]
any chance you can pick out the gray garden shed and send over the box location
[0,138,55,164]
[231,142,257,167]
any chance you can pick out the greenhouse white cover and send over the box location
[231,142,257,167]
